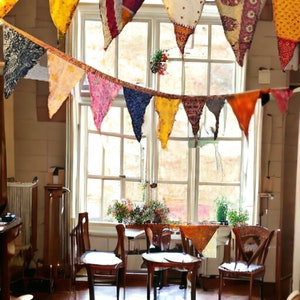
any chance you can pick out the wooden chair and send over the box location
[144,223,186,292]
[218,225,275,300]
[179,224,220,289]
[71,212,126,300]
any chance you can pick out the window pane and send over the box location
[87,179,102,221]
[185,25,209,59]
[101,107,121,133]
[88,133,103,175]
[199,140,241,182]
[185,62,208,95]
[211,25,235,60]
[124,138,142,177]
[198,185,240,221]
[157,183,187,223]
[84,20,115,75]
[158,140,188,181]
[210,63,235,94]
[119,22,148,84]
[159,61,183,94]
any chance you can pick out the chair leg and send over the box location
[249,277,253,300]
[218,272,223,300]
[260,279,264,300]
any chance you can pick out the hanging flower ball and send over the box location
[150,49,169,75]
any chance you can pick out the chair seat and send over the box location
[219,261,264,274]
[81,251,122,267]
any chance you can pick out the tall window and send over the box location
[70,2,259,224]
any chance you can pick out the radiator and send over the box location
[7,182,38,248]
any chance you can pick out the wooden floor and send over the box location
[13,275,276,300]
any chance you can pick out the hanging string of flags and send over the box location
[0,18,294,150]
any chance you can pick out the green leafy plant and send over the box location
[215,196,229,223]
[227,208,249,227]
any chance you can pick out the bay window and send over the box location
[69,2,260,224]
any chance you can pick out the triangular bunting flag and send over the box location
[216,0,267,67]
[47,51,84,118]
[0,0,19,18]
[3,25,46,99]
[205,96,226,140]
[123,87,152,142]
[270,88,293,114]
[100,0,144,50]
[155,96,180,149]
[182,96,206,139]
[227,90,261,138]
[87,72,121,131]
[273,0,300,69]
[49,0,80,36]
[162,0,205,54]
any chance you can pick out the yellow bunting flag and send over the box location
[49,0,80,35]
[47,51,84,118]
[0,0,19,18]
[227,90,261,138]
[155,96,180,149]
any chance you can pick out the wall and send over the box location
[4,0,67,260]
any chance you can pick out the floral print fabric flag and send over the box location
[216,0,267,66]
[272,0,300,69]
[182,96,206,140]
[100,0,144,50]
[3,25,46,99]
[47,51,84,118]
[162,0,205,54]
[87,72,121,131]
[0,0,19,17]
[270,88,293,114]
[49,0,80,36]
[155,96,180,149]
[123,87,152,142]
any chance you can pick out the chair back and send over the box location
[144,224,173,252]
[233,225,274,266]
[114,224,126,262]
[180,225,219,257]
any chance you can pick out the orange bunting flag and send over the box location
[49,0,80,36]
[273,0,300,69]
[47,51,84,118]
[270,88,293,114]
[216,0,266,67]
[155,96,180,149]
[227,90,261,138]
[162,0,205,54]
[0,0,19,18]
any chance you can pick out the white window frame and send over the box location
[67,2,261,225]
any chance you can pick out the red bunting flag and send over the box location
[100,0,145,50]
[270,88,293,114]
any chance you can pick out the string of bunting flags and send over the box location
[0,18,295,150]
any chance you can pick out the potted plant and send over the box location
[215,196,229,225]
[227,208,249,227]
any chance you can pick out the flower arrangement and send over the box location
[107,199,169,224]
[150,49,168,75]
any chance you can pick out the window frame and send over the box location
[68,2,261,225]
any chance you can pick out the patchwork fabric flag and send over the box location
[3,25,46,99]
[272,0,300,69]
[155,96,181,149]
[270,88,293,114]
[49,0,80,36]
[87,72,121,131]
[47,51,84,118]
[123,87,152,142]
[182,96,206,142]
[0,0,19,17]
[162,0,205,54]
[100,0,144,50]
[227,90,261,138]
[216,0,267,66]
[205,96,226,140]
